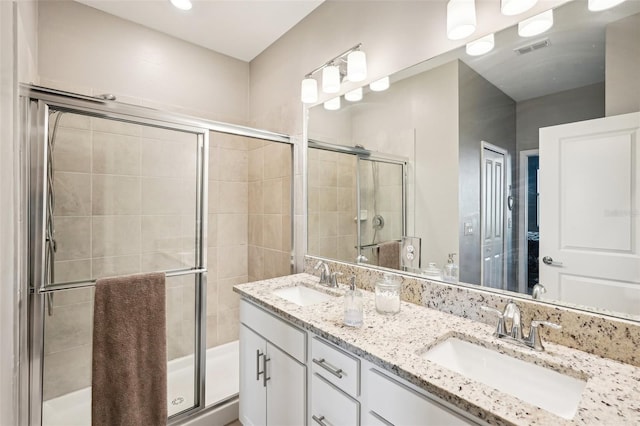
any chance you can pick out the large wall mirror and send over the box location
[306,0,640,321]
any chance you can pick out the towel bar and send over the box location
[35,267,207,294]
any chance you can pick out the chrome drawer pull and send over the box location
[312,415,328,425]
[313,357,343,379]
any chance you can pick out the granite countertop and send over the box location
[234,273,640,426]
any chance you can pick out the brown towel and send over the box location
[92,272,167,426]
[377,241,400,270]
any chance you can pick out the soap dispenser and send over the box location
[443,253,459,283]
[344,276,363,327]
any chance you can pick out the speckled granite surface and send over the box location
[303,256,640,367]
[234,273,640,426]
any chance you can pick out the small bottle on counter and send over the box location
[443,253,459,283]
[375,274,401,315]
[343,276,363,327]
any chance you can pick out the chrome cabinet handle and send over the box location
[312,415,328,425]
[312,358,343,379]
[263,356,271,387]
[256,350,264,381]
[542,256,563,266]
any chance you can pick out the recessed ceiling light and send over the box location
[170,0,192,11]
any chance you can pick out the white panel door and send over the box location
[539,112,640,316]
[266,342,306,426]
[482,147,506,289]
[239,325,267,426]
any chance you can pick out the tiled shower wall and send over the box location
[307,149,358,263]
[43,115,293,400]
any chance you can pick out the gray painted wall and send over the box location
[606,12,640,116]
[458,61,516,287]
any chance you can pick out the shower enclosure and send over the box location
[307,140,406,266]
[20,85,293,426]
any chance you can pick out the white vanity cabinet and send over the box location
[308,334,481,426]
[239,300,307,426]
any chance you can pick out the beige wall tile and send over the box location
[218,276,246,312]
[44,301,92,354]
[52,287,93,308]
[282,176,292,214]
[248,214,263,246]
[92,255,140,279]
[92,175,141,215]
[208,180,219,214]
[92,216,141,257]
[207,213,218,248]
[54,128,91,173]
[248,148,264,182]
[318,212,338,238]
[263,250,290,279]
[207,247,218,279]
[54,172,91,216]
[142,177,193,215]
[54,216,91,261]
[141,252,185,271]
[206,279,218,314]
[248,245,264,280]
[263,143,290,179]
[206,314,218,349]
[217,134,248,150]
[219,148,248,182]
[218,214,248,247]
[43,344,92,400]
[58,112,91,130]
[263,179,282,214]
[248,181,263,214]
[318,237,338,259]
[141,138,197,179]
[92,117,141,136]
[338,163,356,187]
[338,212,356,236]
[217,245,247,279]
[318,187,338,212]
[338,187,354,212]
[263,215,282,251]
[53,259,91,284]
[217,307,239,345]
[208,144,220,181]
[166,286,185,360]
[218,182,248,214]
[248,138,265,151]
[92,132,140,175]
[317,160,338,187]
[141,215,182,253]
[282,215,292,253]
[141,125,196,143]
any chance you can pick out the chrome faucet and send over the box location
[314,261,331,285]
[481,299,561,351]
[329,271,342,288]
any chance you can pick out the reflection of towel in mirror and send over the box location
[92,272,167,426]
[377,241,400,270]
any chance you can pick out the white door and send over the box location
[482,146,506,289]
[265,343,306,426]
[539,112,640,316]
[239,325,267,426]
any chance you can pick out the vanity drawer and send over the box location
[311,336,360,396]
[239,300,306,363]
[367,368,476,425]
[311,373,359,426]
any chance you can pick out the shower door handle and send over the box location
[256,350,265,381]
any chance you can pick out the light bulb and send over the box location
[518,10,553,37]
[588,0,627,11]
[347,51,367,82]
[345,87,363,102]
[170,0,192,11]
[369,77,390,92]
[324,97,341,111]
[301,78,318,104]
[447,0,476,40]
[466,33,495,56]
[322,65,341,94]
[501,0,537,16]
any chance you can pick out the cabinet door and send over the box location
[240,325,267,426]
[266,342,306,426]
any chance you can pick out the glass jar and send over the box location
[375,275,401,315]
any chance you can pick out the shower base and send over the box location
[42,340,239,426]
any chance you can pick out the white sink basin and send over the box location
[422,337,586,420]
[272,285,335,306]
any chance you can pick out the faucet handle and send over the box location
[528,320,561,351]
[481,306,507,337]
[329,271,343,288]
[314,261,330,284]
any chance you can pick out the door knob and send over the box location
[542,256,563,266]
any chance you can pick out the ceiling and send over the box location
[75,0,324,62]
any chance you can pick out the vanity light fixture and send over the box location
[588,0,627,11]
[169,0,192,11]
[324,97,341,111]
[345,87,363,102]
[447,0,477,40]
[466,33,495,56]
[370,76,390,92]
[300,43,366,104]
[518,10,554,37]
[501,0,537,16]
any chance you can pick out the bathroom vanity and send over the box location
[234,273,640,425]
